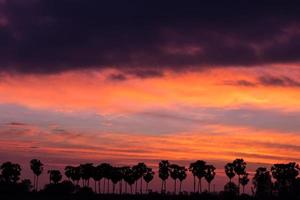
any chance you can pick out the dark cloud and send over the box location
[224,80,256,87]
[1,0,300,76]
[108,73,127,81]
[225,75,300,87]
[258,75,300,87]
[6,122,27,126]
[129,69,164,78]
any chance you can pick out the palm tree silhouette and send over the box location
[123,167,135,194]
[110,167,122,194]
[169,164,180,194]
[134,162,148,194]
[92,164,104,193]
[121,166,131,194]
[48,170,62,184]
[224,163,235,183]
[271,162,299,196]
[159,160,170,194]
[178,166,187,193]
[30,159,43,191]
[143,167,154,193]
[253,167,273,198]
[0,162,21,184]
[64,165,74,182]
[118,166,128,194]
[239,172,249,193]
[189,162,197,193]
[101,163,113,193]
[204,164,216,192]
[73,166,81,186]
[132,164,140,194]
[190,160,206,193]
[80,163,94,187]
[233,158,246,194]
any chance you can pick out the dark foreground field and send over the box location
[0,193,252,200]
[0,192,298,200]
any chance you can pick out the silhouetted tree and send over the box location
[189,161,197,193]
[233,158,246,194]
[204,164,216,192]
[64,166,73,181]
[30,159,43,191]
[118,166,128,194]
[0,162,21,184]
[253,167,272,198]
[239,172,249,194]
[224,163,235,183]
[224,182,239,198]
[65,165,81,185]
[169,164,180,194]
[124,167,135,194]
[48,170,62,184]
[19,179,32,193]
[80,163,94,187]
[132,164,140,194]
[143,167,154,193]
[271,162,299,196]
[178,166,187,193]
[101,163,113,193]
[159,160,170,193]
[121,166,130,194]
[192,160,206,193]
[134,162,147,194]
[92,164,104,193]
[73,166,81,185]
[110,167,122,194]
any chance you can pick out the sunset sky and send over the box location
[1,0,300,192]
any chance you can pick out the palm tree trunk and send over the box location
[179,181,182,193]
[125,182,127,193]
[94,180,97,192]
[200,178,202,193]
[98,180,101,194]
[107,180,110,194]
[36,176,39,191]
[161,181,163,193]
[208,182,211,192]
[193,175,195,193]
[242,185,245,194]
[33,175,36,190]
[140,178,143,194]
[146,182,149,193]
[135,181,138,194]
[103,179,106,193]
[174,179,176,194]
[238,175,240,195]
[130,185,133,194]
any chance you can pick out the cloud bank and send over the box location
[1,1,300,75]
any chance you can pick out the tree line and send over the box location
[1,158,300,199]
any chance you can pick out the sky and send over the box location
[1,0,300,192]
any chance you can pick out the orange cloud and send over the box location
[1,122,300,166]
[1,66,300,115]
